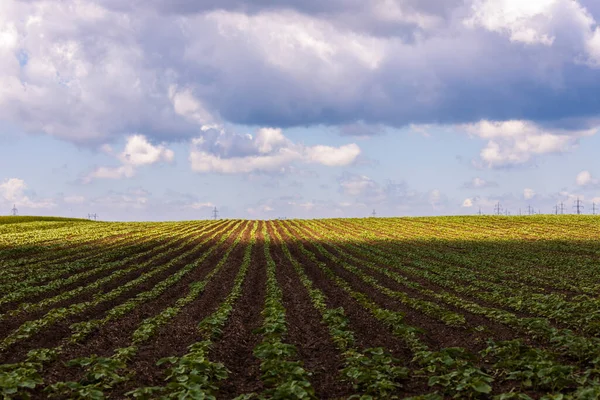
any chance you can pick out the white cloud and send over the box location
[169,85,216,127]
[465,0,558,46]
[86,135,174,182]
[463,177,498,188]
[188,202,215,209]
[119,135,174,166]
[463,120,597,167]
[0,178,55,209]
[462,198,474,207]
[576,170,599,186]
[465,0,600,66]
[524,188,535,199]
[304,144,362,167]
[339,175,380,197]
[189,127,360,174]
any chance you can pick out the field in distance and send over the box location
[1,215,600,399]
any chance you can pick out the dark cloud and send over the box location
[2,0,600,146]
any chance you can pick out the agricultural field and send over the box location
[1,215,600,399]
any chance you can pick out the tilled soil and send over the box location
[267,221,354,399]
[34,221,249,395]
[0,223,227,363]
[3,217,600,399]
[211,221,267,399]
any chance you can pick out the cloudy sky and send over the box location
[2,0,600,220]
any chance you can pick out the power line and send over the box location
[527,205,534,216]
[212,206,219,220]
[494,202,502,216]
[573,197,584,215]
[11,204,18,216]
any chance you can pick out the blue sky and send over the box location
[1,0,600,220]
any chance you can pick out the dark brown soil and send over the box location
[0,223,207,295]
[38,221,250,398]
[0,223,230,363]
[267,221,354,399]
[211,221,267,399]
[3,218,599,400]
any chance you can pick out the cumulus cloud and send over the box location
[462,198,474,207]
[524,188,536,199]
[463,120,597,168]
[465,0,600,67]
[576,170,599,186]
[86,135,174,182]
[2,0,600,147]
[189,127,360,174]
[0,178,55,209]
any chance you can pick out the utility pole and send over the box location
[574,197,584,215]
[527,205,534,216]
[371,209,376,218]
[11,204,18,216]
[478,207,482,216]
[212,207,219,220]
[593,202,597,215]
[494,202,502,216]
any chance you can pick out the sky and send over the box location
[1,0,600,221]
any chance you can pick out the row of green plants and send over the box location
[43,221,252,399]
[0,221,153,273]
[239,224,315,399]
[353,218,600,295]
[270,222,411,399]
[305,220,600,397]
[125,221,259,399]
[322,219,600,334]
[0,220,138,262]
[0,220,238,352]
[0,222,189,288]
[0,222,212,308]
[280,222,493,399]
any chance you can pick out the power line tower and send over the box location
[554,204,559,215]
[11,204,18,216]
[371,209,376,218]
[88,213,97,221]
[494,202,502,216]
[573,197,584,215]
[593,202,597,215]
[505,209,510,216]
[527,205,534,215]
[478,207,482,216]
[559,202,566,215]
[212,207,219,220]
